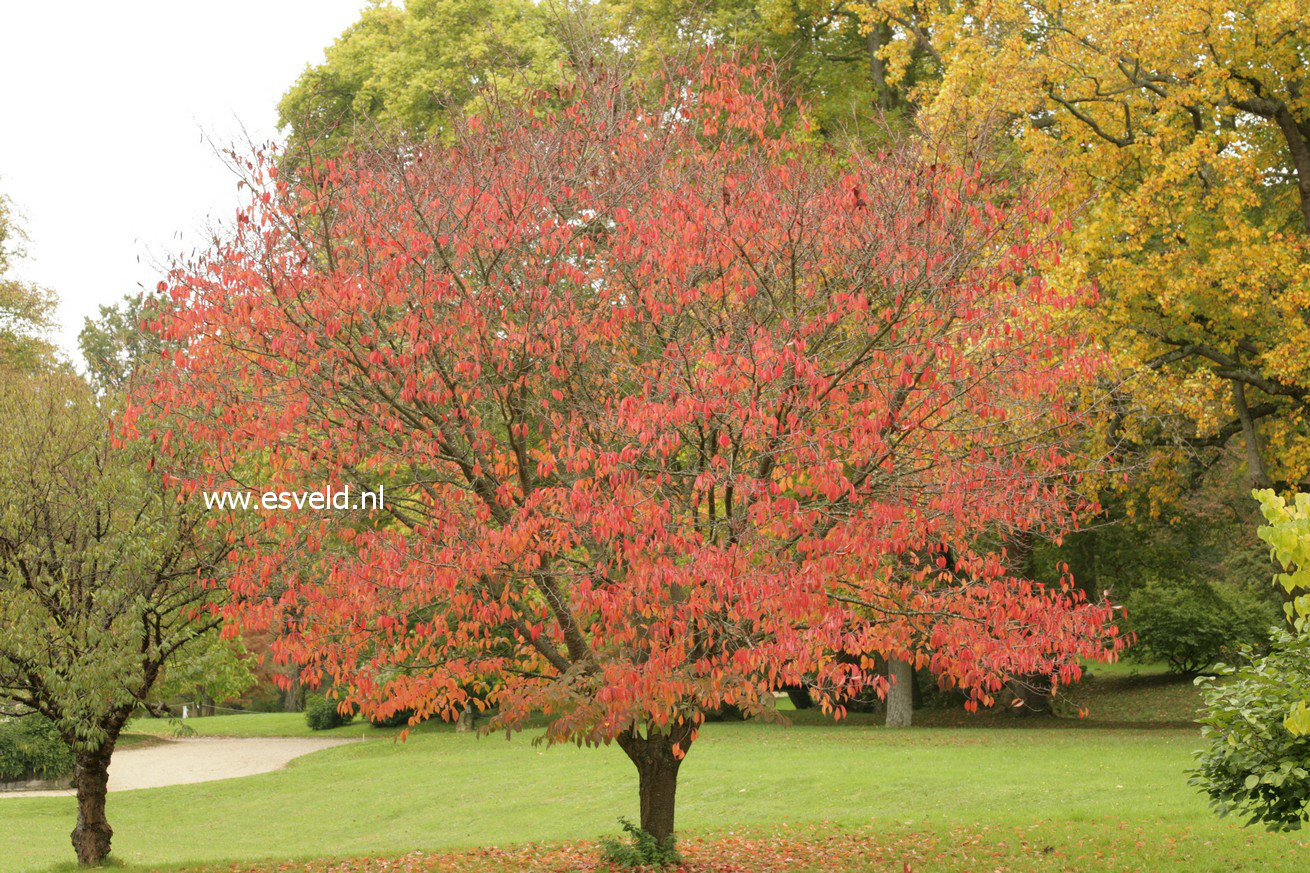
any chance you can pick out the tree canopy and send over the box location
[851,1,1310,499]
[278,0,564,154]
[144,54,1123,844]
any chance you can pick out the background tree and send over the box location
[850,1,1310,498]
[0,370,234,866]
[78,292,166,394]
[278,0,565,155]
[599,0,923,136]
[150,632,255,718]
[0,192,56,372]
[148,55,1122,846]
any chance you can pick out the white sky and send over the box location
[0,0,372,363]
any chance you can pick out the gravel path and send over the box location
[0,736,352,798]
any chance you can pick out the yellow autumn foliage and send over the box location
[855,1,1310,499]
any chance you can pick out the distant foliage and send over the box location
[278,0,563,155]
[0,193,56,372]
[0,715,74,782]
[1125,578,1271,674]
[599,818,682,868]
[305,696,355,731]
[1192,631,1310,831]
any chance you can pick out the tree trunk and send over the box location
[785,687,814,710]
[1006,673,1054,715]
[867,23,895,111]
[1230,379,1273,489]
[283,670,303,712]
[70,743,115,865]
[885,658,913,728]
[616,723,693,846]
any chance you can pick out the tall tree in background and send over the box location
[848,1,1310,501]
[599,0,923,135]
[278,0,564,154]
[0,371,236,866]
[147,55,1121,844]
[0,192,56,372]
[78,293,165,393]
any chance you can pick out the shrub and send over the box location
[1125,577,1272,674]
[304,695,354,731]
[599,817,682,868]
[0,714,74,782]
[1191,630,1310,830]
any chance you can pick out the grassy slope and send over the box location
[6,683,1309,873]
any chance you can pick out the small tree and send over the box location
[147,55,1122,845]
[1126,577,1270,674]
[0,371,231,865]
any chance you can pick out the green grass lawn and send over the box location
[5,696,1308,872]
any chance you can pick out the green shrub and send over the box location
[304,695,354,731]
[1125,577,1272,674]
[1191,630,1310,830]
[0,714,74,782]
[598,817,682,868]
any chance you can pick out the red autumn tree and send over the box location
[140,56,1122,843]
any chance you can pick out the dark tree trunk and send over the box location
[1006,673,1054,715]
[785,687,814,709]
[616,722,694,846]
[71,743,115,865]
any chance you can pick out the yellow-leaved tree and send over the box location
[854,1,1310,497]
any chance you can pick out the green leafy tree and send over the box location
[1252,489,1310,732]
[151,632,255,717]
[0,193,56,372]
[601,0,925,136]
[1125,577,1269,674]
[0,371,233,866]
[278,0,565,154]
[78,293,165,393]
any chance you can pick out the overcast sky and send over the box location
[0,1,371,363]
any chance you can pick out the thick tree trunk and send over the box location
[867,22,895,111]
[71,744,115,865]
[616,723,693,846]
[885,658,913,728]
